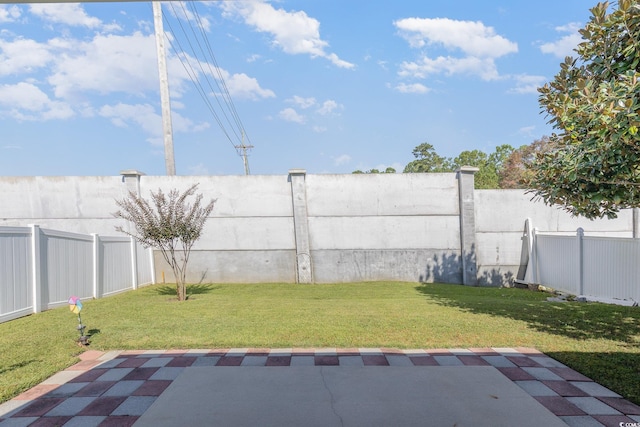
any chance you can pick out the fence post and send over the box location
[518,218,533,281]
[577,227,584,295]
[149,247,156,284]
[634,208,640,238]
[130,236,139,290]
[92,233,101,299]
[289,169,313,284]
[531,227,539,284]
[29,224,43,314]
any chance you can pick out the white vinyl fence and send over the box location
[522,219,640,303]
[0,225,155,324]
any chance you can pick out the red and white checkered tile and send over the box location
[1,348,638,426]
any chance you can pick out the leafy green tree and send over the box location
[500,137,553,189]
[450,148,515,189]
[451,150,494,188]
[113,184,215,301]
[403,142,514,188]
[489,144,515,173]
[532,0,640,218]
[403,143,452,173]
[352,167,397,174]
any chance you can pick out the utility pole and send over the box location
[153,1,176,175]
[235,131,254,175]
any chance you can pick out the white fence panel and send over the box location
[534,234,579,295]
[583,237,640,301]
[41,229,93,307]
[524,220,640,303]
[100,237,134,296]
[136,243,154,286]
[0,227,33,322]
[0,225,155,324]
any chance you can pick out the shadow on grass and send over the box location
[546,351,640,405]
[0,360,36,376]
[417,284,640,404]
[415,284,640,344]
[152,284,220,297]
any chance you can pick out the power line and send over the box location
[153,2,255,174]
[161,5,237,152]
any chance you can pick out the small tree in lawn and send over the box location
[113,184,215,301]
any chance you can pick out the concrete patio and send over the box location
[1,348,639,426]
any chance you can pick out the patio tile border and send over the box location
[1,347,639,426]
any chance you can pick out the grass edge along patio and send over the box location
[1,281,639,407]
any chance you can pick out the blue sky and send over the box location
[0,0,596,176]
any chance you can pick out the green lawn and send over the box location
[1,282,639,405]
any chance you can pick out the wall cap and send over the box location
[457,166,479,174]
[288,169,307,175]
[120,170,146,177]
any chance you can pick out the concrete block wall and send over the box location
[0,176,128,235]
[133,174,298,284]
[0,171,632,286]
[304,173,463,283]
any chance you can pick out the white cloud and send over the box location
[540,22,583,58]
[288,95,316,109]
[172,111,210,133]
[0,38,54,76]
[0,30,273,144]
[334,154,351,166]
[0,8,274,144]
[29,4,120,31]
[48,32,160,100]
[44,32,273,101]
[0,5,20,23]
[317,100,342,115]
[278,107,305,123]
[220,0,354,69]
[0,82,74,121]
[395,82,430,94]
[99,102,209,142]
[217,69,276,100]
[509,74,547,94]
[99,103,161,136]
[395,17,517,58]
[394,17,516,81]
[399,56,500,81]
[312,125,327,133]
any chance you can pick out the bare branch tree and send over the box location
[113,184,215,301]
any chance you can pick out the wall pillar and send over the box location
[120,170,145,196]
[633,208,640,238]
[289,169,313,283]
[457,166,479,286]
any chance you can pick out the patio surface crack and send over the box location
[320,367,344,427]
